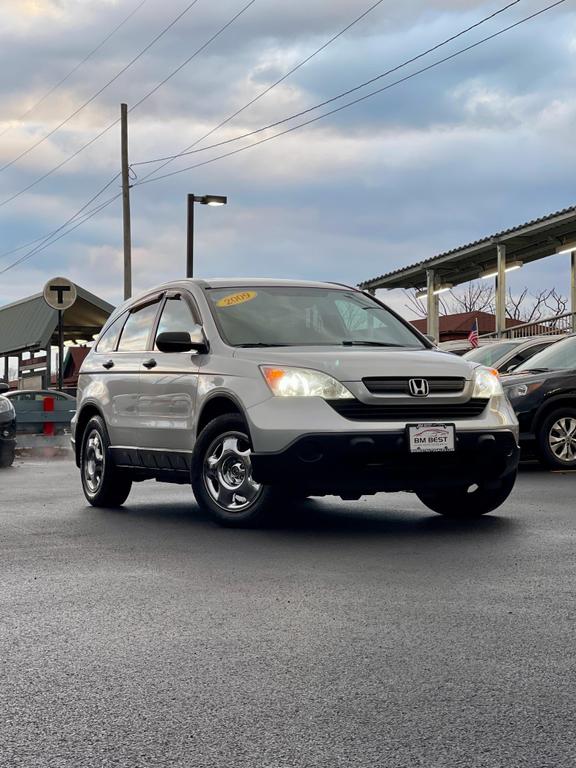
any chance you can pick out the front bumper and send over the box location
[251,429,520,494]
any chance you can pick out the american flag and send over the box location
[468,318,479,348]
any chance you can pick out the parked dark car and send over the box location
[0,382,16,468]
[502,334,576,469]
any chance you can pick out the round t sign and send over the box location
[43,277,77,311]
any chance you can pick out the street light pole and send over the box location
[186,194,228,278]
[186,194,195,279]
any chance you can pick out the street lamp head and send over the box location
[194,194,227,206]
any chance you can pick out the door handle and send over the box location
[143,358,157,369]
[102,359,114,370]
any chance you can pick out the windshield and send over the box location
[463,341,522,366]
[206,286,426,349]
[515,336,576,372]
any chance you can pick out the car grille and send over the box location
[363,376,466,395]
[327,398,489,421]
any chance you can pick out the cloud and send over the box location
[0,0,574,323]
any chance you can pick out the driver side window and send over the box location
[154,298,196,350]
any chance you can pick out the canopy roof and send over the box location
[359,205,576,291]
[0,283,114,356]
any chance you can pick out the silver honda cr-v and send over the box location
[71,279,520,526]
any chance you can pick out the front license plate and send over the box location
[407,423,455,453]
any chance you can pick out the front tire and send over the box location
[191,414,277,527]
[80,416,132,507]
[416,472,517,518]
[536,408,576,470]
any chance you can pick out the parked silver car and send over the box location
[463,336,561,374]
[72,279,520,526]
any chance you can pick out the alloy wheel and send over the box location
[84,429,105,493]
[203,431,262,512]
[548,417,576,463]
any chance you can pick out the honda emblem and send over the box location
[408,378,429,397]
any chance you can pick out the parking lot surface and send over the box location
[1,459,575,768]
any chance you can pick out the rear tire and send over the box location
[80,416,132,507]
[536,408,576,470]
[416,472,517,518]
[191,414,278,527]
[0,442,15,468]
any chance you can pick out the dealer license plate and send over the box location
[407,423,455,453]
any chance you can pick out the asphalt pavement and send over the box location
[0,459,574,768]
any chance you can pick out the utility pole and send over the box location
[121,103,132,300]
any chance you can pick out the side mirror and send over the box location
[156,328,209,354]
[0,381,9,393]
[425,334,437,344]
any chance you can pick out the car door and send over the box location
[137,292,201,456]
[93,298,162,448]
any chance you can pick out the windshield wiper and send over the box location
[516,367,551,374]
[341,341,403,347]
[235,343,294,348]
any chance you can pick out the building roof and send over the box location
[360,205,576,291]
[0,284,114,357]
[411,311,521,336]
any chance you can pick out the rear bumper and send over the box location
[251,429,520,494]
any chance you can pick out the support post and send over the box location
[58,311,64,391]
[121,103,132,300]
[186,194,195,278]
[426,269,439,342]
[45,345,52,389]
[571,250,576,333]
[2,356,7,382]
[495,243,506,338]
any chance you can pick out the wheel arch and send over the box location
[532,394,576,436]
[196,394,250,438]
[75,402,104,467]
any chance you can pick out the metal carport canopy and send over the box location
[0,283,114,357]
[359,204,576,341]
[359,205,576,291]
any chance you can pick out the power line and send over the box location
[0,191,121,276]
[133,0,565,187]
[0,0,148,141]
[0,173,120,263]
[0,0,202,175]
[134,0,523,170]
[138,0,388,184]
[0,0,258,210]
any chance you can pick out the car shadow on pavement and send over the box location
[112,496,516,540]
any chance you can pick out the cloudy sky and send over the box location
[0,0,574,317]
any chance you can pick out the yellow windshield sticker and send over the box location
[216,291,257,308]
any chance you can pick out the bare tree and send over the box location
[404,281,493,318]
[506,288,568,323]
[405,283,568,324]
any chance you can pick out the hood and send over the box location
[502,368,564,388]
[234,345,476,381]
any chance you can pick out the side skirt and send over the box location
[110,446,192,485]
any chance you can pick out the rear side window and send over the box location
[117,303,160,352]
[96,314,127,354]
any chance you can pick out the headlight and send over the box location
[261,366,354,399]
[472,367,503,399]
[505,381,543,399]
[0,397,14,415]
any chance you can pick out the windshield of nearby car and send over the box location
[463,341,522,366]
[206,286,426,348]
[514,336,576,372]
